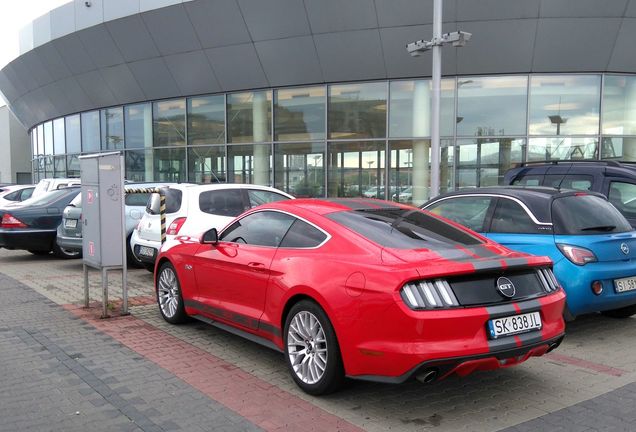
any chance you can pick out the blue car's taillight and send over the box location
[557,244,598,265]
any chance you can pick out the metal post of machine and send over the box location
[120,158,128,316]
[102,268,109,319]
[83,264,89,308]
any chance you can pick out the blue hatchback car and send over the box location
[423,187,636,319]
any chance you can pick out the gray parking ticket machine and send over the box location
[79,152,128,318]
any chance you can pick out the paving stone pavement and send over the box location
[0,271,262,432]
[3,248,636,431]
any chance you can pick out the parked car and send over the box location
[56,183,173,266]
[131,184,293,271]
[154,198,565,394]
[504,160,636,227]
[0,186,81,258]
[423,187,636,319]
[0,185,34,208]
[32,178,80,199]
[392,186,413,203]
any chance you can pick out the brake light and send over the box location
[166,217,186,235]
[557,244,597,265]
[1,213,28,228]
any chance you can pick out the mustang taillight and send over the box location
[0,213,27,228]
[557,244,597,265]
[401,279,459,310]
[537,268,560,293]
[166,217,187,235]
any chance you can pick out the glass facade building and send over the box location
[29,74,636,206]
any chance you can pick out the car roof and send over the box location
[427,186,609,224]
[265,198,411,215]
[185,183,294,196]
[508,160,636,180]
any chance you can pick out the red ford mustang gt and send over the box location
[154,199,566,395]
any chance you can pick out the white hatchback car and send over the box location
[130,183,294,270]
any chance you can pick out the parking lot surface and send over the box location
[2,248,636,431]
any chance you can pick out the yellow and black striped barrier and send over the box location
[124,187,167,245]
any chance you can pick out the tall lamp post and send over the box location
[406,0,471,199]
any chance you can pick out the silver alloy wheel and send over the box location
[158,267,179,318]
[287,311,328,385]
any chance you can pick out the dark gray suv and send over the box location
[504,160,636,227]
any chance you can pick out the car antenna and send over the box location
[555,162,575,191]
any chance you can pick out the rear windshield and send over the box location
[125,193,150,207]
[326,208,482,249]
[69,193,82,207]
[27,188,77,206]
[552,195,633,235]
[146,189,183,214]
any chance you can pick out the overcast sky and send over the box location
[0,0,69,106]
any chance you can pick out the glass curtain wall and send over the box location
[327,141,385,198]
[274,142,325,197]
[602,75,636,160]
[30,73,636,196]
[125,103,153,181]
[101,107,124,150]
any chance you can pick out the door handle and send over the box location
[247,262,266,270]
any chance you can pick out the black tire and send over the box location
[143,263,155,273]
[156,262,188,324]
[28,250,50,256]
[52,243,81,259]
[126,235,145,269]
[601,304,636,319]
[283,300,345,395]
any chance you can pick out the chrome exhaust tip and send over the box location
[415,368,438,384]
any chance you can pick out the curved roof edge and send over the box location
[3,0,636,130]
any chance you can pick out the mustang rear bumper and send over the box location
[350,334,564,384]
[341,290,566,381]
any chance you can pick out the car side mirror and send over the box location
[201,228,218,245]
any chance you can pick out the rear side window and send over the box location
[609,182,636,220]
[327,208,482,249]
[248,190,289,208]
[280,219,327,248]
[125,193,150,207]
[552,195,632,235]
[220,211,295,247]
[199,189,246,216]
[490,199,542,234]
[544,174,592,191]
[426,196,494,232]
[3,190,20,201]
[512,175,543,186]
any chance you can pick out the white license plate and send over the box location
[488,311,542,339]
[615,277,636,293]
[64,219,77,229]
[138,246,155,258]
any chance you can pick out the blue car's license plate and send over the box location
[614,277,636,293]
